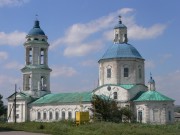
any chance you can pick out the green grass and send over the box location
[0,121,180,135]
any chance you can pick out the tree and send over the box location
[0,94,6,116]
[90,94,133,123]
[90,95,121,122]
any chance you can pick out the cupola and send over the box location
[28,20,45,36]
[114,16,128,44]
[148,73,156,91]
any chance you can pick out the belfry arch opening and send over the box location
[40,76,47,90]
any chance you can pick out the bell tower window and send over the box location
[124,67,129,77]
[26,48,32,65]
[40,48,45,65]
[24,74,31,90]
[41,76,47,90]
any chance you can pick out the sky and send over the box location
[0,0,180,105]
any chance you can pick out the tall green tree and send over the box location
[90,95,122,122]
[0,94,6,116]
[90,94,133,122]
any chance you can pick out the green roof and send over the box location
[31,92,92,105]
[93,84,135,92]
[133,90,174,102]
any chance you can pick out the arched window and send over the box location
[40,48,45,64]
[55,111,59,120]
[28,75,31,90]
[28,48,32,65]
[49,111,53,120]
[41,76,47,90]
[124,67,129,77]
[62,111,65,120]
[43,112,47,120]
[68,111,72,120]
[107,68,111,78]
[113,92,117,99]
[37,112,41,120]
[138,110,142,123]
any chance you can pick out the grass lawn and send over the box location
[0,121,180,135]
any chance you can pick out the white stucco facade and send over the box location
[29,103,91,122]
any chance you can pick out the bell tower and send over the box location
[21,19,52,98]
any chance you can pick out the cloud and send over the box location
[128,24,167,40]
[103,10,167,41]
[155,70,180,104]
[81,59,98,67]
[51,8,167,57]
[51,66,77,77]
[145,60,155,69]
[0,31,26,46]
[50,8,134,56]
[0,0,29,7]
[0,51,8,61]
[64,40,103,57]
[4,61,23,70]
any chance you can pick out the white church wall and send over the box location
[134,101,174,124]
[94,85,129,102]
[29,103,92,122]
[7,100,27,123]
[99,59,144,86]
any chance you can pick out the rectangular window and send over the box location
[168,111,171,121]
[16,114,19,119]
[62,111,65,120]
[55,112,59,120]
[124,68,129,77]
[43,112,46,120]
[107,68,111,78]
[68,111,72,120]
[153,109,159,122]
[113,92,117,99]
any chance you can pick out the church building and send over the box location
[7,17,175,124]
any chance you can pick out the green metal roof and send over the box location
[31,92,92,105]
[133,90,174,102]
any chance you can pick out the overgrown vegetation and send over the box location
[0,121,180,135]
[90,94,133,122]
[0,94,7,122]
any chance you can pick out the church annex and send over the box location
[7,17,175,124]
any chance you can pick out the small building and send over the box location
[7,16,174,124]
